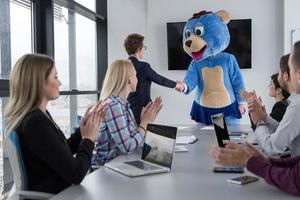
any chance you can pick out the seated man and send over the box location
[245,54,300,156]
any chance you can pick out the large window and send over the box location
[0,99,2,134]
[10,1,32,68]
[0,98,3,194]
[74,0,95,12]
[0,0,32,79]
[54,6,97,91]
[53,3,98,136]
[54,5,70,90]
[76,13,97,91]
[47,95,98,137]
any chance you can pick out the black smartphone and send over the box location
[213,167,244,173]
[211,113,230,147]
[227,175,259,185]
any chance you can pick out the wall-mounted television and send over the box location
[167,19,252,70]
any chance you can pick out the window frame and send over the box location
[0,0,107,134]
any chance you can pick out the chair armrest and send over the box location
[18,190,54,199]
[7,184,54,200]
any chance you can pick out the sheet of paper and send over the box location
[176,135,198,144]
[175,145,188,152]
[201,126,214,130]
[176,136,190,144]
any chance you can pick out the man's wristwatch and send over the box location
[256,120,266,127]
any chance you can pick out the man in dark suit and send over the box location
[124,33,183,124]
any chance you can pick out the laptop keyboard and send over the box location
[124,160,161,171]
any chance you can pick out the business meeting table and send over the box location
[50,125,299,200]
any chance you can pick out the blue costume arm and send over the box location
[183,62,199,94]
[228,55,245,103]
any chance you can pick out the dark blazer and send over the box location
[128,56,176,124]
[270,100,289,122]
[16,109,94,194]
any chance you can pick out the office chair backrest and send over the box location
[6,131,54,200]
[6,131,28,191]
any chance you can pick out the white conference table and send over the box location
[50,125,299,200]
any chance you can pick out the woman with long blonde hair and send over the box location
[92,59,163,166]
[4,54,106,194]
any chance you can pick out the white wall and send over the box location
[283,0,300,53]
[107,0,147,63]
[108,0,284,126]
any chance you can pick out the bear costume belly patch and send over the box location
[201,66,230,108]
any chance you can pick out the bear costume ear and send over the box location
[215,10,230,24]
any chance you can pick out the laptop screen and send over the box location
[141,124,177,168]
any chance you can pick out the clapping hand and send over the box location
[80,101,107,142]
[140,97,163,125]
[240,89,253,101]
[247,91,267,124]
[238,104,246,115]
[240,90,267,124]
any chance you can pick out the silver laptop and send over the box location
[105,124,177,177]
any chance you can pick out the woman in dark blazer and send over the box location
[4,54,106,194]
[268,73,290,122]
[124,33,182,124]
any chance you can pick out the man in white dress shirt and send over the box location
[247,52,300,156]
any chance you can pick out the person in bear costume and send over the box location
[178,10,246,125]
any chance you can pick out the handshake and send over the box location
[175,80,185,92]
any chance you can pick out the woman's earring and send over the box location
[276,88,281,95]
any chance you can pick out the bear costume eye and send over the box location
[185,30,191,38]
[195,26,204,36]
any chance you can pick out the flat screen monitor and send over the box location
[167,19,252,70]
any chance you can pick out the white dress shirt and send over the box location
[255,93,300,156]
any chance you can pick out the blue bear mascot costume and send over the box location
[182,10,245,125]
